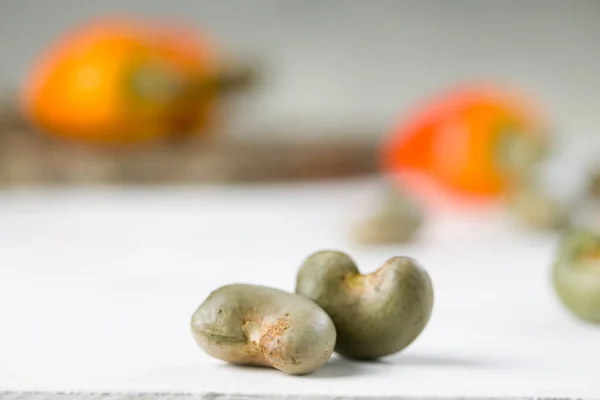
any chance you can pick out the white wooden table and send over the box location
[0,180,598,400]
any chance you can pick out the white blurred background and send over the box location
[1,0,599,140]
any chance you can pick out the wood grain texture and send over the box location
[0,130,378,185]
[0,393,576,400]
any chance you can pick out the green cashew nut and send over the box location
[295,251,434,359]
[553,230,600,323]
[506,181,570,231]
[191,284,336,375]
[353,188,423,244]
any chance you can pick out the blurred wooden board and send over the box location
[0,130,378,185]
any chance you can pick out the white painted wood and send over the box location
[0,180,599,399]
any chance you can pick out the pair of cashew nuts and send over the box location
[190,251,434,375]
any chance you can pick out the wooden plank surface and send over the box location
[0,180,598,399]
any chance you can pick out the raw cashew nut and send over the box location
[191,284,336,374]
[507,183,570,231]
[553,230,600,323]
[296,251,433,359]
[353,188,423,244]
